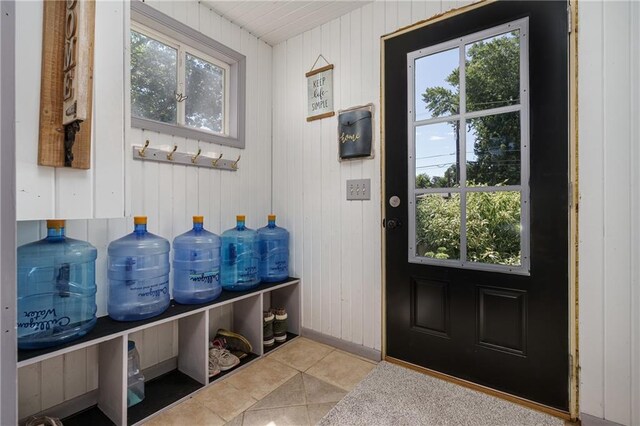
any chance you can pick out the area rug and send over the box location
[318,361,564,426]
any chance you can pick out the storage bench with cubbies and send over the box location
[18,278,300,426]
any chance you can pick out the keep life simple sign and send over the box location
[306,64,335,122]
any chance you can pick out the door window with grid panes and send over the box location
[407,18,529,274]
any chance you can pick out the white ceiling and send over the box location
[201,0,372,46]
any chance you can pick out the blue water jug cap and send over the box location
[128,340,136,351]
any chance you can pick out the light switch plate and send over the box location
[346,179,371,200]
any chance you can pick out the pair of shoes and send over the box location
[214,329,253,359]
[274,308,288,342]
[263,310,275,347]
[208,349,221,377]
[263,307,288,347]
[209,341,240,374]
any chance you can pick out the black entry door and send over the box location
[384,1,569,410]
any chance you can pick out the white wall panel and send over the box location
[15,0,125,220]
[271,0,456,352]
[579,1,640,425]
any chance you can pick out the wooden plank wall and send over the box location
[16,0,271,418]
[578,2,640,425]
[271,0,474,353]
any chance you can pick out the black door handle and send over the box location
[384,218,402,229]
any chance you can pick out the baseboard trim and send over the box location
[301,328,382,362]
[385,356,573,422]
[579,413,624,426]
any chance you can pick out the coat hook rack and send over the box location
[132,142,238,171]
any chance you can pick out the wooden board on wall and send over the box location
[38,0,94,169]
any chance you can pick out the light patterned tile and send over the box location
[242,405,310,426]
[224,413,243,426]
[193,381,257,421]
[249,373,306,410]
[267,337,334,371]
[306,402,336,425]
[305,350,376,391]
[302,373,347,404]
[144,398,225,426]
[223,357,298,400]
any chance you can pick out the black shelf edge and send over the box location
[62,405,115,426]
[18,277,300,363]
[127,369,203,425]
[263,332,299,355]
[209,352,260,382]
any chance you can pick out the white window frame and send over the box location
[130,0,245,148]
[407,18,530,275]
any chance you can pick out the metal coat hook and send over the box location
[138,140,150,157]
[232,155,241,170]
[191,148,202,164]
[212,153,223,167]
[167,144,178,161]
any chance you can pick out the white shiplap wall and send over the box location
[15,0,126,220]
[578,2,640,425]
[271,0,472,353]
[16,0,272,418]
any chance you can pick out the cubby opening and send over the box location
[262,283,301,354]
[18,337,125,426]
[208,294,262,383]
[126,314,207,425]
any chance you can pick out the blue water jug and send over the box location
[221,215,260,291]
[107,216,170,321]
[172,216,222,304]
[258,215,289,282]
[17,220,97,349]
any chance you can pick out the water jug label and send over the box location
[270,260,288,273]
[239,266,257,280]
[17,308,71,331]
[130,280,169,298]
[189,270,219,285]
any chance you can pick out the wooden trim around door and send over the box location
[379,0,580,420]
[386,356,572,422]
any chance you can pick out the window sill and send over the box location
[132,116,244,149]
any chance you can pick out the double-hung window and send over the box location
[407,18,530,274]
[130,1,245,148]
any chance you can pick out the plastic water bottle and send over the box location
[221,215,260,291]
[258,215,289,282]
[172,216,222,304]
[107,216,170,321]
[17,220,97,349]
[127,340,145,407]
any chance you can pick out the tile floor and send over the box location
[145,337,377,426]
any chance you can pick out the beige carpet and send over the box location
[319,361,564,426]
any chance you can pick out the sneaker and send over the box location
[216,328,253,355]
[273,308,288,343]
[263,310,275,347]
[208,350,221,377]
[210,347,240,371]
